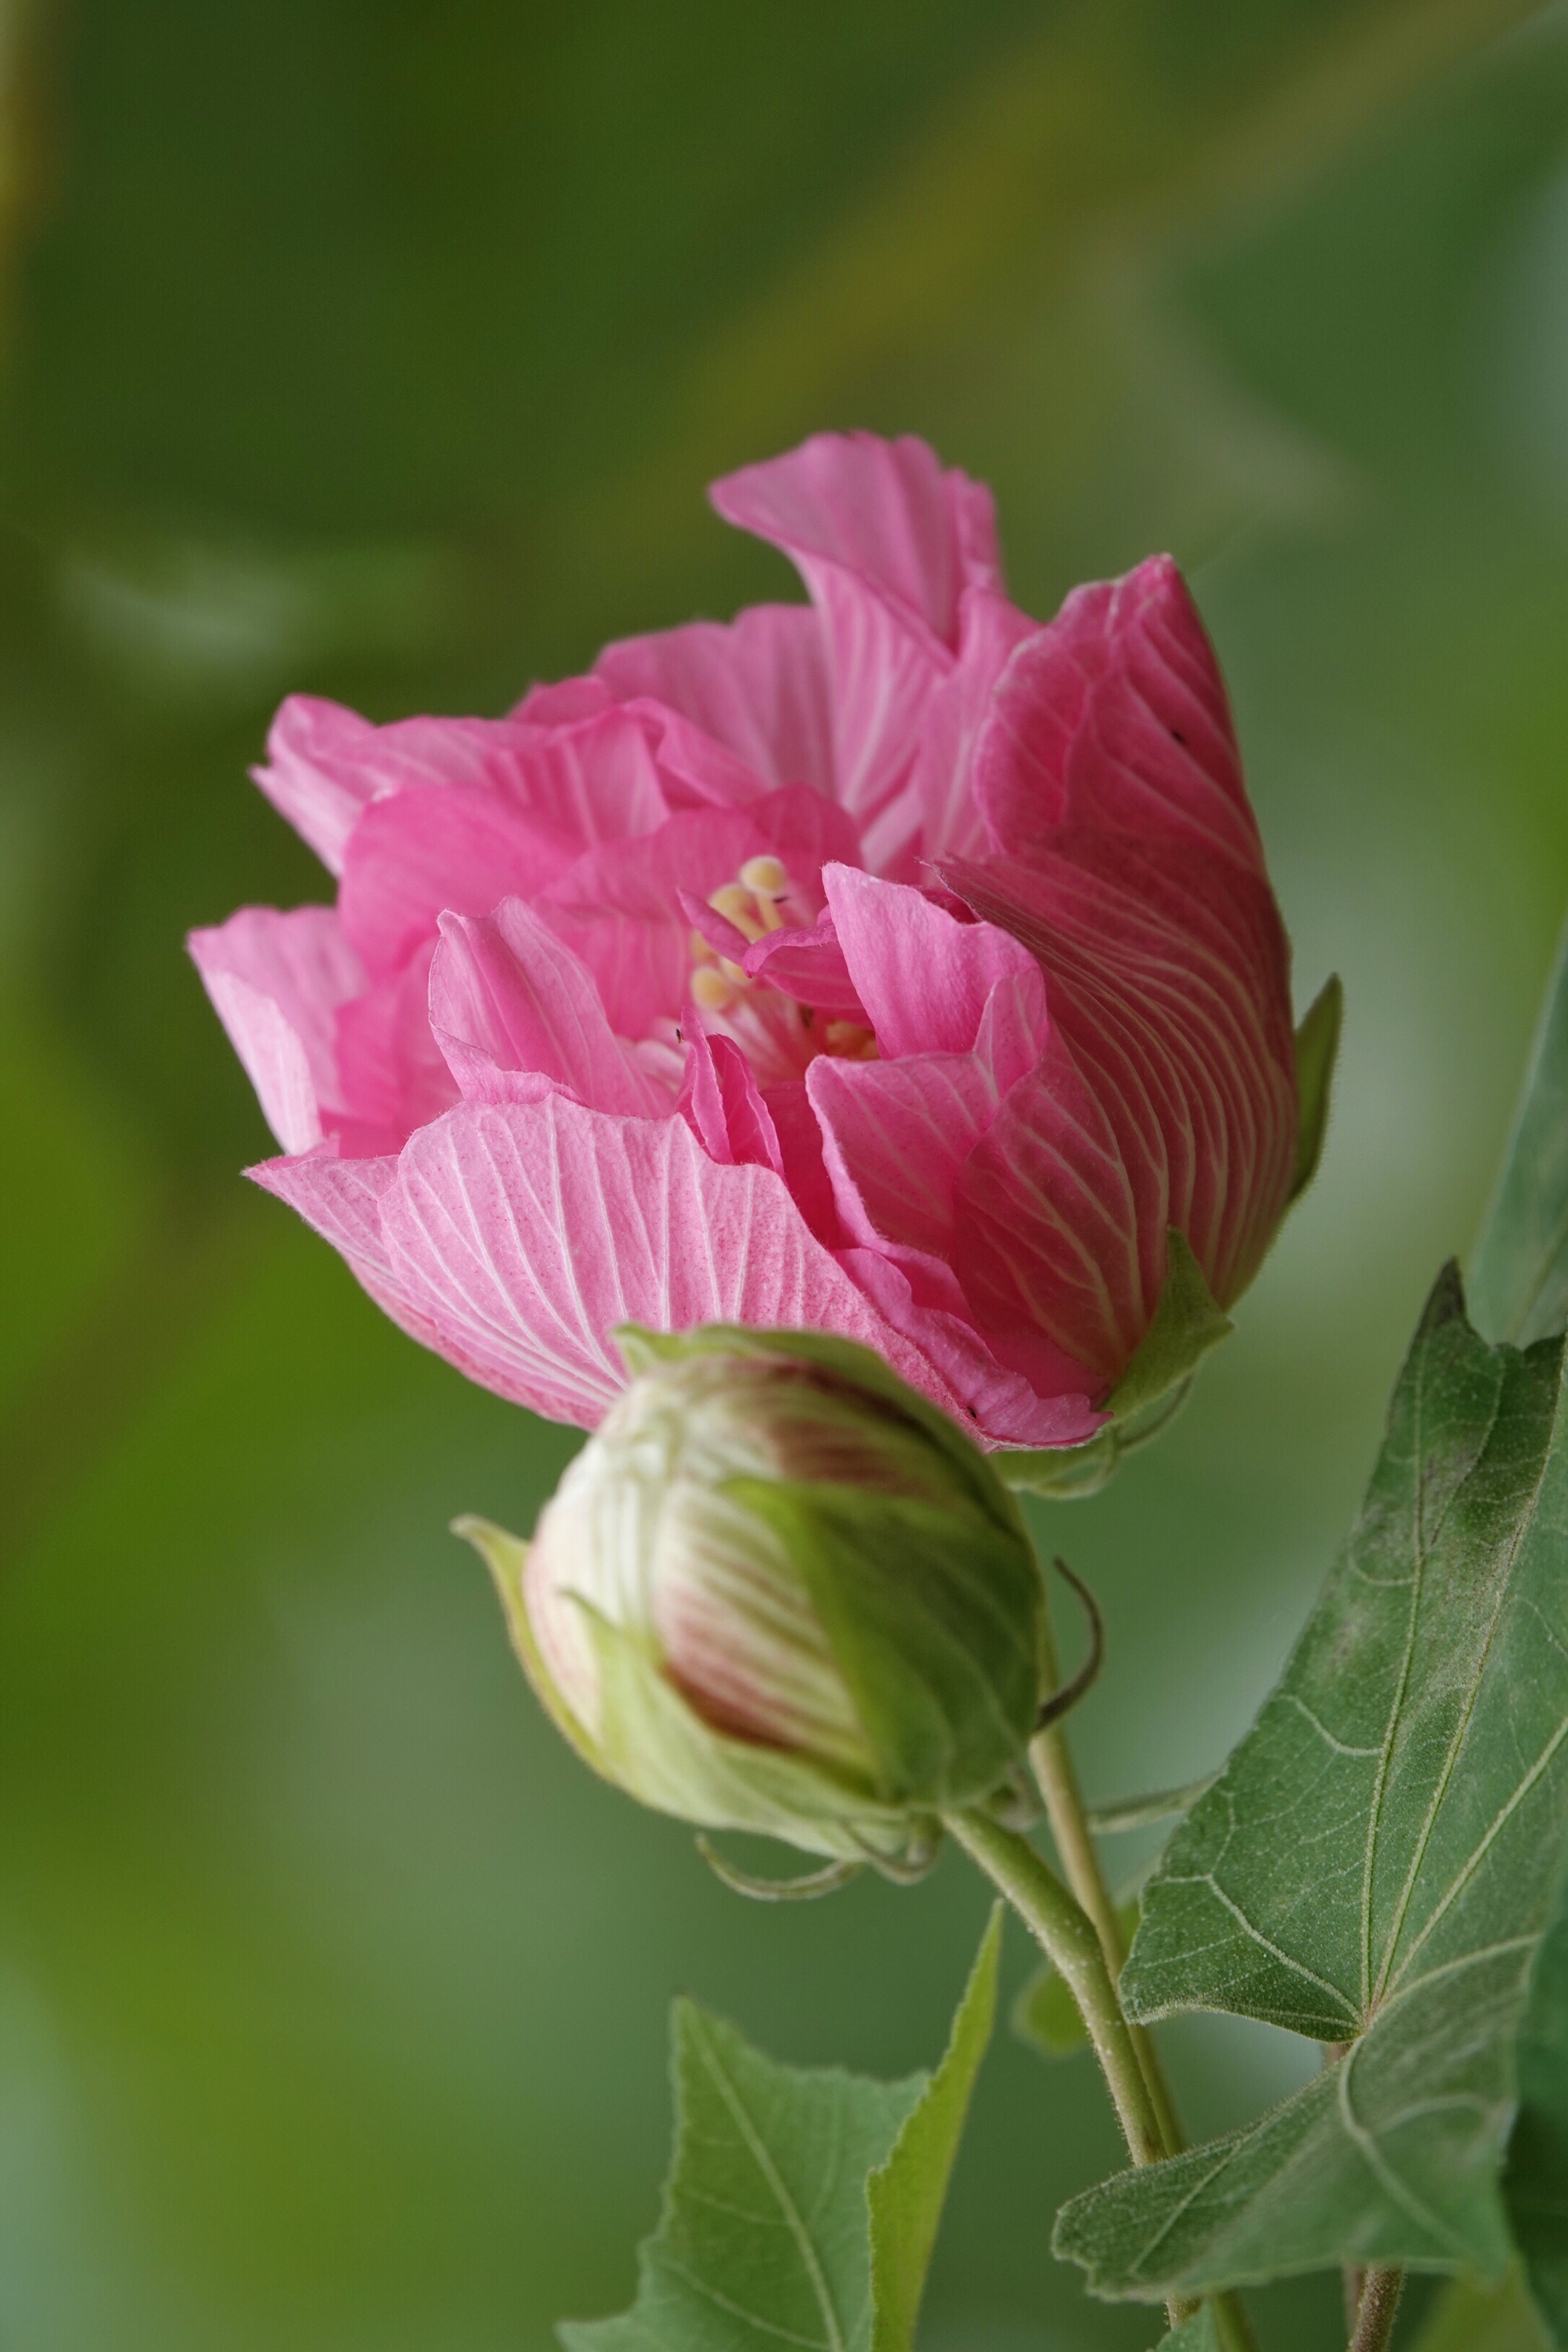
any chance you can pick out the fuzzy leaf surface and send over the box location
[1056,1270,1568,2299]
[563,1912,1000,2352]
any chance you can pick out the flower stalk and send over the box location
[1348,2269,1404,2352]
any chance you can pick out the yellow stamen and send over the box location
[689,929,716,965]
[691,966,738,1013]
[709,883,763,943]
[739,854,788,897]
[824,1021,879,1061]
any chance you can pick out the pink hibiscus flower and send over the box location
[191,431,1298,1454]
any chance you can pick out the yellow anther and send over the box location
[689,928,716,965]
[709,883,763,942]
[739,854,788,899]
[691,965,738,1013]
[824,1021,879,1061]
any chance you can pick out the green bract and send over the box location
[460,1326,1045,1865]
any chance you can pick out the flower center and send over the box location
[688,857,877,1071]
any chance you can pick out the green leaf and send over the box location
[1504,1875,1568,2341]
[998,1233,1230,1498]
[1289,973,1343,1204]
[1013,1898,1141,2059]
[1409,2272,1553,2352]
[867,1906,1003,2352]
[562,1910,1001,2352]
[1055,1267,1568,2300]
[1471,923,1568,1347]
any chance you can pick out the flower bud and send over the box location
[460,1326,1045,1863]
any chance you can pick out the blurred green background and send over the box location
[2,2,1567,2345]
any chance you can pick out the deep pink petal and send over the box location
[596,603,834,793]
[189,905,364,1153]
[823,865,1036,1058]
[743,912,869,1020]
[677,1026,783,1174]
[430,900,671,1119]
[253,1097,969,1430]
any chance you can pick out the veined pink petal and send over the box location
[596,603,834,793]
[189,905,364,1153]
[510,676,614,727]
[252,1096,968,1430]
[430,899,669,1119]
[823,865,1036,1058]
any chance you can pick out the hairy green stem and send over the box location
[1348,2268,1403,2352]
[1030,1582,1186,2160]
[944,1810,1197,2330]
[1026,1583,1258,2352]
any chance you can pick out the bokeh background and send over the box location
[2,2,1567,2345]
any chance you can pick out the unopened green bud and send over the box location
[460,1326,1045,1864]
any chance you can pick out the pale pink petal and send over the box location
[596,604,834,793]
[430,900,669,1119]
[189,905,364,1153]
[823,865,1036,1058]
[253,1097,969,1430]
[338,785,568,979]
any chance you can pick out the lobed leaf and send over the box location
[1055,1267,1568,2300]
[1471,923,1568,1348]
[562,1910,1000,2352]
[1504,1873,1568,2342]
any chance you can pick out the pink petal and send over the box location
[430,899,669,1119]
[711,432,1000,650]
[510,677,614,727]
[915,589,1038,864]
[251,698,387,877]
[253,1096,968,1430]
[676,1026,783,1174]
[596,603,834,793]
[836,1246,1101,1449]
[537,808,764,1035]
[711,433,1000,861]
[189,905,365,1153]
[823,865,1037,1058]
[332,944,461,1156]
[973,555,1260,869]
[808,1049,1003,1259]
[743,912,868,1020]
